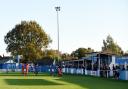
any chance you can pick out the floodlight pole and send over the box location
[55,6,60,59]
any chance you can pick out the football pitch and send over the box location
[0,73,127,89]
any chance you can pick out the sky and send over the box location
[0,0,128,56]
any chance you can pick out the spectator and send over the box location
[34,63,39,76]
[58,66,62,77]
[112,64,116,78]
[122,65,125,70]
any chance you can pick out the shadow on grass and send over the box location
[55,74,128,89]
[0,73,50,76]
[5,79,64,86]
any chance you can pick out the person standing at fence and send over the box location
[107,65,110,78]
[22,64,24,74]
[24,63,27,76]
[58,66,62,77]
[26,63,29,74]
[104,65,108,78]
[100,64,103,77]
[115,66,120,80]
[122,65,125,70]
[50,65,54,76]
[112,64,116,78]
[82,64,85,75]
[34,63,39,76]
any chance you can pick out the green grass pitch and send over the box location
[0,72,127,89]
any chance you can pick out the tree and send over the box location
[71,47,94,59]
[4,21,52,63]
[61,53,72,60]
[37,49,61,65]
[102,35,123,55]
[44,49,59,59]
